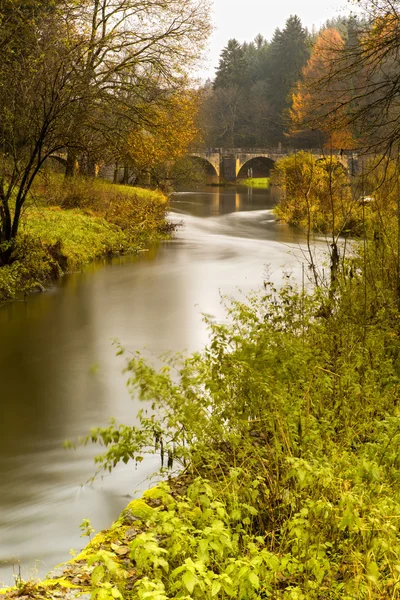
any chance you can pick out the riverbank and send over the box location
[239,177,270,188]
[0,485,171,600]
[3,251,400,598]
[0,176,172,303]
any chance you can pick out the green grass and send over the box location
[239,177,270,188]
[0,175,172,303]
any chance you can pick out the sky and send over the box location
[198,0,355,80]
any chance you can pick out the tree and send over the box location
[63,0,212,175]
[304,1,400,155]
[0,1,83,264]
[291,28,355,150]
[125,91,200,189]
[200,86,247,147]
[264,15,310,144]
[0,0,212,264]
[214,39,248,90]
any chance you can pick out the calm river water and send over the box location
[0,186,318,584]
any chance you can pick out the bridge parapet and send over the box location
[190,148,355,156]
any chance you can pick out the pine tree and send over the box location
[214,39,248,89]
[264,15,310,144]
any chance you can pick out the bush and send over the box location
[273,152,360,236]
[83,255,400,597]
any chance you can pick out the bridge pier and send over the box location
[221,155,239,182]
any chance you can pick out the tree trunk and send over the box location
[113,162,119,184]
[122,166,129,184]
[65,148,78,178]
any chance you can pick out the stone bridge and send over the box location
[188,148,359,182]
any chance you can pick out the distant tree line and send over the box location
[198,15,363,149]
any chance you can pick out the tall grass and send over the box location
[0,174,171,302]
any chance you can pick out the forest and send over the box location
[198,13,364,151]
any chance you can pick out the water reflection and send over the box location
[0,185,315,583]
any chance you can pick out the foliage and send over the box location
[125,92,200,190]
[291,28,355,150]
[214,39,249,90]
[77,186,400,596]
[80,519,96,541]
[294,1,400,155]
[273,152,358,236]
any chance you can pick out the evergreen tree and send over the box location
[265,15,310,144]
[214,39,248,89]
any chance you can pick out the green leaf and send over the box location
[182,571,197,594]
[366,562,379,584]
[211,581,221,596]
[92,566,105,586]
[249,572,260,589]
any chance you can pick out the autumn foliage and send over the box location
[125,92,200,186]
[291,28,355,150]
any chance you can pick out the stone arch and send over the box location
[237,156,275,179]
[187,155,219,183]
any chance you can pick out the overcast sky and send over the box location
[198,0,355,80]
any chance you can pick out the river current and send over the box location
[0,186,319,584]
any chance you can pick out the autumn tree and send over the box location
[297,2,400,155]
[291,28,355,150]
[125,91,200,189]
[0,0,212,265]
[63,0,212,176]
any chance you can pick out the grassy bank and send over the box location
[239,177,270,188]
[0,176,171,303]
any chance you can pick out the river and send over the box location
[0,186,319,585]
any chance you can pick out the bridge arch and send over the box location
[237,156,275,179]
[187,155,219,183]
